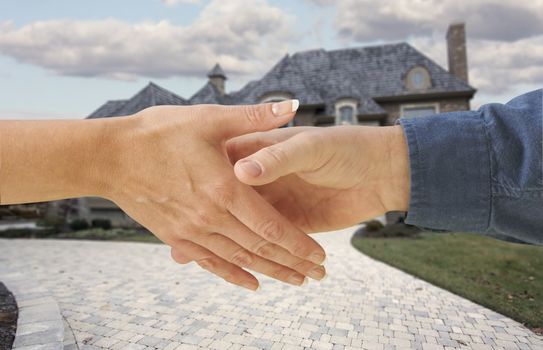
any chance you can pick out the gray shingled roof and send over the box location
[232,42,475,115]
[189,81,234,105]
[87,82,187,118]
[88,43,475,118]
[88,100,128,119]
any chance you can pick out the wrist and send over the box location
[379,125,410,212]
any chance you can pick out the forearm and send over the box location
[398,89,543,245]
[380,125,410,212]
[0,118,119,204]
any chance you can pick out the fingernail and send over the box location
[238,160,262,177]
[307,265,326,280]
[271,99,299,117]
[287,274,305,286]
[242,281,259,291]
[300,277,308,287]
[309,252,326,265]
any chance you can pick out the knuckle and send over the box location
[257,219,284,243]
[196,257,216,271]
[261,145,288,165]
[271,266,294,281]
[253,241,277,259]
[209,181,235,209]
[292,240,312,258]
[244,105,265,127]
[192,210,214,229]
[230,249,253,268]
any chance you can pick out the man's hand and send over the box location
[227,125,411,233]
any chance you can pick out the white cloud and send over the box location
[309,0,543,42]
[410,33,543,98]
[308,0,543,103]
[0,0,295,80]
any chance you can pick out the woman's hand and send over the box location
[226,125,411,233]
[0,101,327,290]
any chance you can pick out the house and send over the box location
[75,23,475,227]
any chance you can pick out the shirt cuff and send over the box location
[398,111,491,233]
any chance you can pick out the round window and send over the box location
[406,66,430,90]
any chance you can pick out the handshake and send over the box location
[0,100,410,290]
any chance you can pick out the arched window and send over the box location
[334,98,358,125]
[405,66,431,91]
[339,106,354,124]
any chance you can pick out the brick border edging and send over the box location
[0,267,64,350]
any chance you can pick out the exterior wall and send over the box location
[378,96,470,125]
[294,109,317,126]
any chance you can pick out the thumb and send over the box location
[234,132,319,186]
[213,99,299,139]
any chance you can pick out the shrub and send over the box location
[91,219,112,230]
[0,227,56,239]
[365,220,384,232]
[364,222,421,238]
[69,219,89,231]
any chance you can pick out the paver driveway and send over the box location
[0,227,542,350]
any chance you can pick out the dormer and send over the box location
[334,98,358,125]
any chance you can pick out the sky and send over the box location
[0,0,542,119]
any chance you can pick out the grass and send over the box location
[352,232,543,331]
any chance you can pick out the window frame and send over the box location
[334,98,358,125]
[405,66,432,91]
[400,102,440,119]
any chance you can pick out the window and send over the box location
[339,106,354,124]
[405,66,431,91]
[334,98,358,125]
[401,104,438,118]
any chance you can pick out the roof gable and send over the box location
[87,100,127,119]
[114,82,187,116]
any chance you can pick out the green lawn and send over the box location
[352,232,543,331]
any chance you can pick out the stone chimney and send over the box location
[447,23,468,83]
[207,63,227,96]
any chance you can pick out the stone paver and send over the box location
[1,227,542,350]
[0,266,64,349]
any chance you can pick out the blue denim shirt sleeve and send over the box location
[398,89,543,245]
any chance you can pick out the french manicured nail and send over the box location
[271,99,299,117]
[309,252,326,265]
[307,265,326,280]
[238,160,262,177]
[287,274,306,286]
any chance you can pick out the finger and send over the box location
[171,240,259,291]
[207,100,299,139]
[228,184,326,265]
[194,232,308,286]
[226,127,318,164]
[170,246,192,264]
[234,132,321,186]
[221,217,326,281]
